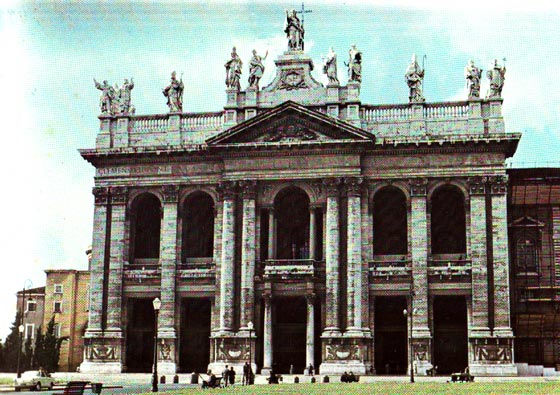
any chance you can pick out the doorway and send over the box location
[374,296,407,375]
[433,296,468,374]
[125,298,155,372]
[273,297,307,373]
[179,298,211,373]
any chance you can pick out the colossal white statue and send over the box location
[464,60,482,99]
[248,49,267,89]
[162,71,184,112]
[284,9,304,51]
[486,59,506,99]
[225,47,243,91]
[405,54,425,103]
[323,47,339,85]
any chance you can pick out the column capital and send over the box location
[467,176,488,196]
[344,177,364,197]
[161,185,180,203]
[217,181,238,201]
[239,180,257,199]
[92,186,109,205]
[488,175,508,195]
[409,178,428,197]
[322,177,342,197]
[110,186,128,205]
[305,293,316,305]
[263,293,272,304]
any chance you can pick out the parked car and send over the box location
[14,370,55,391]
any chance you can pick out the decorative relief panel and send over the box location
[214,338,251,362]
[84,341,120,362]
[158,339,174,362]
[277,69,309,91]
[323,338,368,362]
[472,339,513,363]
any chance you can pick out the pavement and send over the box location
[0,372,558,393]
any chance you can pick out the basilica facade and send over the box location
[80,20,521,376]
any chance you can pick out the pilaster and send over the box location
[239,180,257,330]
[262,293,273,375]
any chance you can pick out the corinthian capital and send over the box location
[409,178,428,197]
[92,187,109,205]
[110,186,128,204]
[217,181,238,201]
[344,177,363,197]
[322,178,341,197]
[467,176,488,196]
[161,185,180,203]
[239,180,257,200]
[489,175,508,195]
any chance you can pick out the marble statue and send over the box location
[248,49,267,89]
[118,78,134,114]
[322,47,339,85]
[464,60,482,99]
[284,9,304,51]
[346,44,362,83]
[162,71,184,112]
[94,79,115,115]
[486,59,506,99]
[225,47,243,91]
[405,54,425,103]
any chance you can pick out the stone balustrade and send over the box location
[369,259,412,281]
[424,101,469,119]
[263,259,316,278]
[361,104,412,122]
[180,111,223,130]
[131,114,169,133]
[123,263,161,282]
[427,259,472,281]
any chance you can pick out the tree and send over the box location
[34,317,68,373]
[3,311,22,372]
[22,336,34,371]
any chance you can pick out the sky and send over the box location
[0,0,559,339]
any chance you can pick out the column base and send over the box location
[413,360,434,376]
[319,361,370,375]
[469,337,516,376]
[79,361,122,374]
[81,333,123,373]
[158,361,177,375]
[320,335,372,375]
[209,334,254,372]
[469,363,518,376]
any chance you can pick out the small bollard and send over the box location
[190,372,198,384]
[323,375,329,383]
[311,377,316,383]
[160,375,166,384]
[294,376,299,383]
[173,374,179,384]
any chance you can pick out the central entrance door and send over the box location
[433,295,468,374]
[179,298,211,373]
[374,296,407,375]
[273,296,306,374]
[126,298,155,373]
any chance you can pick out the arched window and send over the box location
[182,192,215,260]
[516,238,537,272]
[274,187,310,259]
[430,185,466,254]
[130,193,161,262]
[373,186,408,255]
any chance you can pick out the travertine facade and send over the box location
[80,32,521,376]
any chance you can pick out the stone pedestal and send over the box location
[319,336,371,375]
[208,335,255,376]
[79,331,123,373]
[157,337,177,374]
[469,338,517,376]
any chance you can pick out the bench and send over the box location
[53,381,90,395]
[201,376,223,389]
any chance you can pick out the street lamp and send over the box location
[247,321,254,385]
[152,297,161,393]
[403,306,418,383]
[17,279,32,379]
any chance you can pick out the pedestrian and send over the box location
[289,364,294,375]
[222,365,229,387]
[229,366,236,386]
[243,362,250,385]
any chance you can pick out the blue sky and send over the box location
[0,0,559,339]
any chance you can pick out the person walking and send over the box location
[229,366,236,386]
[222,365,229,387]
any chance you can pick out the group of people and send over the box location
[220,365,237,387]
[340,371,358,383]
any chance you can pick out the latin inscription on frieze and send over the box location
[97,165,172,177]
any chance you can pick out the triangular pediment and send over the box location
[207,101,374,147]
[509,216,546,228]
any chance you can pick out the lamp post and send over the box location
[16,279,32,379]
[403,294,417,384]
[247,321,254,385]
[152,297,161,392]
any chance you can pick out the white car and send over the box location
[14,370,55,391]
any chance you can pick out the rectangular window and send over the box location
[53,323,61,338]
[54,284,63,294]
[53,301,62,313]
[26,300,37,312]
[25,324,34,339]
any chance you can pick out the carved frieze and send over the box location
[277,69,309,91]
[256,120,320,143]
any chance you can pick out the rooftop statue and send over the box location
[284,9,304,51]
[118,78,135,114]
[225,47,243,91]
[405,54,425,103]
[248,49,268,90]
[162,71,184,113]
[345,44,362,83]
[94,79,116,115]
[322,47,339,85]
[464,60,482,99]
[486,59,506,99]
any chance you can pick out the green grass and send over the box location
[0,377,14,385]
[142,382,560,395]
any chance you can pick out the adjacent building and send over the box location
[16,286,45,345]
[44,270,90,372]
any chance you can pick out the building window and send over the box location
[53,323,61,338]
[25,324,34,339]
[26,300,37,312]
[54,284,63,294]
[516,238,537,272]
[53,301,62,313]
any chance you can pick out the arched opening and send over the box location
[182,192,215,261]
[274,187,310,259]
[373,186,408,255]
[430,185,466,254]
[130,193,161,262]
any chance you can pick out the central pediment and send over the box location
[207,101,374,147]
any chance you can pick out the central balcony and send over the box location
[262,259,317,280]
[369,257,412,283]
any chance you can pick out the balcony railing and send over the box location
[369,259,411,280]
[428,259,472,281]
[263,259,315,277]
[124,264,161,281]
